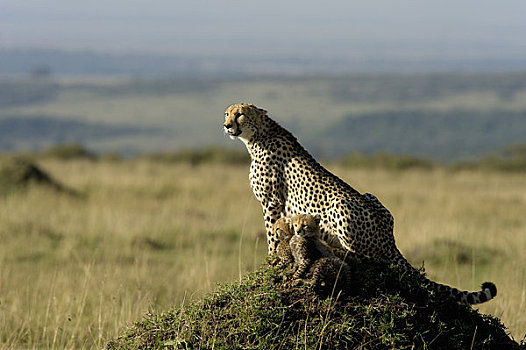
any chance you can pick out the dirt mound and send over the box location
[107,258,522,349]
[0,157,71,194]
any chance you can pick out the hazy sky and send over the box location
[1,0,525,58]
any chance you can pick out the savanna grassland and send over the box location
[1,155,525,348]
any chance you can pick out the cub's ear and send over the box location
[314,214,321,225]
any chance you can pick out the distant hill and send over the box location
[319,109,526,161]
[1,73,525,161]
[0,115,162,153]
[0,49,207,77]
[2,48,526,77]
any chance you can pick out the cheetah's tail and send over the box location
[428,280,497,304]
[392,250,497,305]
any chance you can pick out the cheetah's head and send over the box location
[223,103,267,142]
[273,217,293,241]
[291,214,321,238]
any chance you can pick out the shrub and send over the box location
[40,144,96,160]
[141,147,249,165]
[338,152,434,171]
[452,143,526,172]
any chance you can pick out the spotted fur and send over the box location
[288,214,352,293]
[273,217,294,267]
[224,103,497,305]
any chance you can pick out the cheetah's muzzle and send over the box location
[223,125,241,138]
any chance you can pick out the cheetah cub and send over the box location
[271,217,294,267]
[289,214,352,293]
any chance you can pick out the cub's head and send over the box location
[273,217,293,241]
[223,103,267,142]
[291,214,321,238]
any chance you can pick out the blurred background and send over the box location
[1,1,526,348]
[1,0,525,163]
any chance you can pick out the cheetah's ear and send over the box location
[282,217,292,231]
[251,105,267,117]
[279,216,291,225]
[250,106,266,128]
[314,214,321,225]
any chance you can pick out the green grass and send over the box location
[0,156,525,348]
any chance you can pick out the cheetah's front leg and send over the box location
[261,199,285,255]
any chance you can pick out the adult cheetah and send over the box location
[223,103,496,304]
